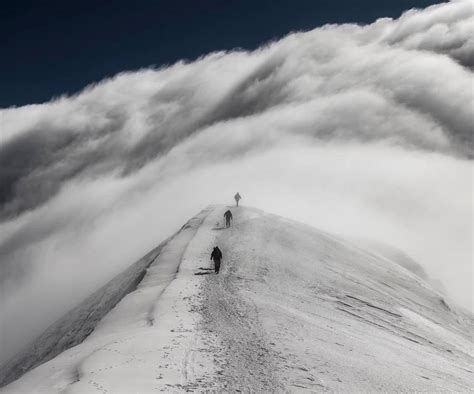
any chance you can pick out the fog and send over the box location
[0,0,472,365]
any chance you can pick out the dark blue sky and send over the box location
[2,0,442,107]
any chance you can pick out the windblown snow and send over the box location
[1,206,472,392]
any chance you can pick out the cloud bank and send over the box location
[0,0,472,364]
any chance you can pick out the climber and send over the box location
[234,192,241,207]
[210,246,223,274]
[224,209,233,228]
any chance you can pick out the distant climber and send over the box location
[224,210,233,228]
[210,246,223,274]
[234,192,241,207]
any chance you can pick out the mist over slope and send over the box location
[0,0,472,364]
[1,207,472,392]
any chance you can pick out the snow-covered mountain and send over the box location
[0,240,168,388]
[1,206,472,392]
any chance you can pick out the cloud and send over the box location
[374,0,474,67]
[0,0,472,364]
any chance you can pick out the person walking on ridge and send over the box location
[210,246,223,274]
[234,192,241,207]
[224,209,233,228]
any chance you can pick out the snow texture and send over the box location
[1,206,472,392]
[0,240,168,387]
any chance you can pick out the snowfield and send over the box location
[1,206,472,392]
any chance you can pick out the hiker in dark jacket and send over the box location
[234,192,241,207]
[210,246,223,274]
[224,210,233,228]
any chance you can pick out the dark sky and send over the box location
[2,0,442,107]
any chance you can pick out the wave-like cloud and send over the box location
[0,0,472,364]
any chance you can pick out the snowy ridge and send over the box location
[1,206,472,392]
[0,207,211,390]
[0,241,167,388]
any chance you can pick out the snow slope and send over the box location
[0,240,168,387]
[1,206,472,392]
